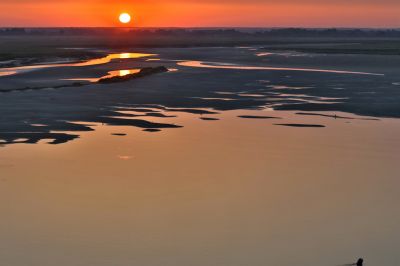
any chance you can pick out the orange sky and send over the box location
[0,0,399,27]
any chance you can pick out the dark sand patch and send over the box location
[112,133,127,136]
[0,132,79,145]
[0,82,85,93]
[238,115,282,119]
[143,129,161,132]
[200,117,220,121]
[295,112,380,121]
[165,108,219,115]
[1,66,168,93]
[98,67,168,84]
[121,108,161,113]
[114,112,176,118]
[144,112,176,118]
[274,123,326,128]
[94,117,182,129]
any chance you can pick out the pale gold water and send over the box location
[0,110,399,266]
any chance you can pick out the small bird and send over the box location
[340,258,363,266]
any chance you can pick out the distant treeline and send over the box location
[1,28,400,38]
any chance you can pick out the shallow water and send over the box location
[1,109,400,266]
[1,47,400,266]
[178,60,384,76]
[0,53,154,77]
[63,69,142,83]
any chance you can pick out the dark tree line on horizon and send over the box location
[1,28,400,38]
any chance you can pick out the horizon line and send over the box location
[1,26,400,30]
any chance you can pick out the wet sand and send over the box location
[1,47,400,144]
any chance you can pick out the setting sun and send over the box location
[119,13,131,24]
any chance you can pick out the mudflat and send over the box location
[1,35,400,266]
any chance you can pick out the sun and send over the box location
[119,13,131,24]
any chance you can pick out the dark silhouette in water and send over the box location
[349,258,363,266]
[98,66,168,84]
[346,258,364,266]
[341,258,363,266]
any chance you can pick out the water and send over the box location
[63,69,142,83]
[0,53,154,77]
[178,60,384,76]
[0,47,400,266]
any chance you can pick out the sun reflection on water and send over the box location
[119,69,135,76]
[62,69,141,83]
[0,53,156,77]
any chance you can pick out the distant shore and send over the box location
[1,28,400,64]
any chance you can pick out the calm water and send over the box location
[0,53,153,77]
[1,47,400,266]
[178,60,383,76]
[1,110,400,266]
